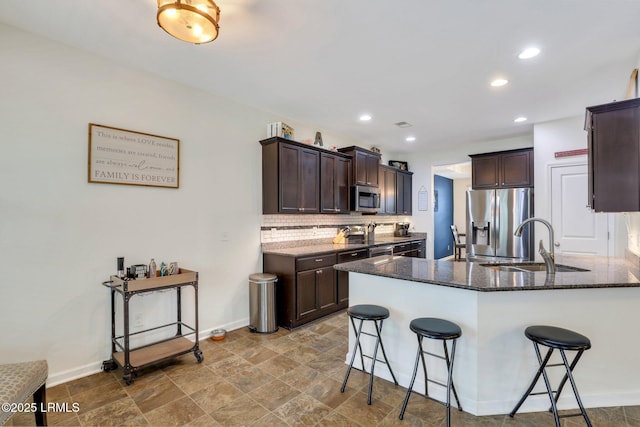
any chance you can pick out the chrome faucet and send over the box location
[514,217,556,274]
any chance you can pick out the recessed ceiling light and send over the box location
[514,116,527,123]
[490,78,509,87]
[405,136,416,142]
[518,47,540,59]
[359,114,372,121]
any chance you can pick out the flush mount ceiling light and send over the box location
[359,114,372,121]
[518,47,540,59]
[490,78,509,87]
[157,0,221,44]
[405,136,416,142]
[514,116,528,123]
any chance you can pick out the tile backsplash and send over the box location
[261,213,413,243]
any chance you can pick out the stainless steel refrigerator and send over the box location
[466,188,533,260]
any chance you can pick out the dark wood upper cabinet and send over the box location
[378,165,396,215]
[586,98,640,212]
[378,165,413,215]
[320,153,351,213]
[338,146,381,187]
[397,169,413,215]
[263,137,351,214]
[263,138,319,213]
[470,148,533,189]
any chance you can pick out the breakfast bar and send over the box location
[334,255,640,416]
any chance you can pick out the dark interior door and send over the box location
[434,175,454,259]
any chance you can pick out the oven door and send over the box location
[368,245,393,257]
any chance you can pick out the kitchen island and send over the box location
[334,254,640,416]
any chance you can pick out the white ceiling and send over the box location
[1,0,639,154]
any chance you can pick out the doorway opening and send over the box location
[432,162,471,260]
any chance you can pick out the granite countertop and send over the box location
[262,234,426,257]
[333,254,640,291]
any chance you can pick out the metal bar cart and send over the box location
[101,269,202,384]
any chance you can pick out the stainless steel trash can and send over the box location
[248,273,278,333]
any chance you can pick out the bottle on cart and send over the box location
[148,258,157,278]
[160,261,167,277]
[117,257,125,279]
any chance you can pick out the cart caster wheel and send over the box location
[123,372,134,385]
[194,350,204,363]
[102,360,117,372]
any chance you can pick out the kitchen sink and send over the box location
[480,263,590,273]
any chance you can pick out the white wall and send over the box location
[0,24,361,385]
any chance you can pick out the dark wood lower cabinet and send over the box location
[265,253,338,329]
[264,239,426,329]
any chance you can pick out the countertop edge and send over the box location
[334,256,640,292]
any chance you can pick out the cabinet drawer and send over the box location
[394,243,412,253]
[338,249,368,263]
[297,254,337,271]
[411,241,424,250]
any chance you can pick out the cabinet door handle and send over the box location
[351,253,358,257]
[315,258,324,262]
[316,270,322,275]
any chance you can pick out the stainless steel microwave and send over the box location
[351,185,380,213]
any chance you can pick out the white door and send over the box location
[550,163,609,256]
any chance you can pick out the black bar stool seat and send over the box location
[349,304,390,321]
[411,317,462,340]
[525,325,591,351]
[341,304,398,405]
[400,317,463,427]
[510,325,592,427]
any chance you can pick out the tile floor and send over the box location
[7,311,640,426]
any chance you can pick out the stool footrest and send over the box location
[362,354,391,365]
[558,412,586,419]
[407,392,463,410]
[422,350,446,361]
[427,378,448,389]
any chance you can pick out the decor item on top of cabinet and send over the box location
[314,131,323,146]
[389,160,408,170]
[267,122,294,139]
[370,146,381,154]
[88,124,179,189]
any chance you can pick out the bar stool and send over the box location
[399,317,462,427]
[509,325,592,427]
[341,304,398,405]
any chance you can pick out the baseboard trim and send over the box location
[46,318,251,388]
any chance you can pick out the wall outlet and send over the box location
[312,226,318,235]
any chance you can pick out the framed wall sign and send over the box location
[88,124,179,188]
